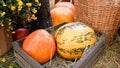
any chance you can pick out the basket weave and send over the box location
[119,21,120,28]
[74,0,120,46]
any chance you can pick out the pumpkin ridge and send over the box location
[24,30,40,52]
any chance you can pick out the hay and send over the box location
[43,54,77,68]
[93,34,120,68]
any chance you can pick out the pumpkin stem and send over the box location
[59,0,62,2]
[59,0,73,3]
[70,0,73,3]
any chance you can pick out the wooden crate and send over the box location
[12,22,108,68]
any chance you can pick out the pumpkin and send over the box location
[22,29,56,64]
[54,2,76,14]
[50,7,74,26]
[55,22,97,60]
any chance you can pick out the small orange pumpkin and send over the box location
[22,29,56,64]
[50,7,74,26]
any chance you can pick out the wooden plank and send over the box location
[84,38,106,68]
[84,46,105,68]
[14,51,32,68]
[89,49,105,68]
[13,42,44,68]
[16,58,25,68]
[74,34,108,68]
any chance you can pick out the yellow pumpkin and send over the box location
[55,22,97,60]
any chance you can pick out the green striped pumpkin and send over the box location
[55,22,97,60]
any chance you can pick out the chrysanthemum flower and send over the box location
[26,3,32,7]
[18,5,23,11]
[18,1,23,6]
[35,0,39,3]
[32,8,37,14]
[11,6,16,11]
[1,12,6,17]
[32,14,37,20]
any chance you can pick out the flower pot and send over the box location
[0,26,13,56]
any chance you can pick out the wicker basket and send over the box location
[119,21,120,28]
[74,0,120,46]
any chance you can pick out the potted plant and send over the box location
[0,0,41,56]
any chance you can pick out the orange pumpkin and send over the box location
[54,2,76,14]
[50,7,74,26]
[22,29,56,64]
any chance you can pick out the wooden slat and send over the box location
[14,51,32,68]
[16,58,25,68]
[13,42,44,68]
[84,45,105,68]
[74,34,108,68]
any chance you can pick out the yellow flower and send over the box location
[32,8,37,14]
[8,26,13,30]
[9,66,13,68]
[35,0,39,3]
[1,58,6,62]
[26,3,32,7]
[12,31,15,34]
[1,12,6,17]
[18,5,23,11]
[9,19,11,21]
[27,16,32,22]
[2,1,6,6]
[16,0,21,2]
[32,14,37,20]
[10,6,16,11]
[1,24,4,27]
[37,3,41,6]
[18,1,23,6]
[8,22,12,25]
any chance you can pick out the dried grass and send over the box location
[93,34,120,68]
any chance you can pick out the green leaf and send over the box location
[0,0,3,3]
